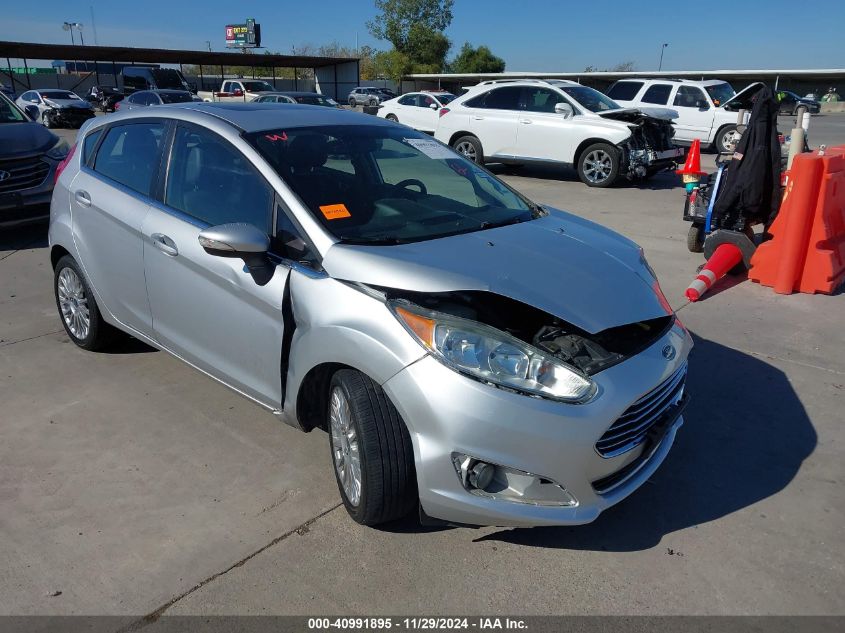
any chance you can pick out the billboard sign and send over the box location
[225,18,261,48]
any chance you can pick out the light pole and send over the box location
[658,43,669,71]
[62,22,84,45]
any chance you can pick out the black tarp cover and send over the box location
[712,85,782,229]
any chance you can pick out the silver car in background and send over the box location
[49,103,692,527]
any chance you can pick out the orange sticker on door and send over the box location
[319,203,351,220]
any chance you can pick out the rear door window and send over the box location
[398,94,417,106]
[607,81,643,101]
[465,87,522,110]
[93,122,166,196]
[641,84,672,105]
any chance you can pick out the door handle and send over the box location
[151,233,178,257]
[472,115,485,120]
[519,119,533,124]
[74,190,92,207]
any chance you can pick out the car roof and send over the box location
[122,102,392,132]
[264,91,326,97]
[614,78,728,87]
[145,89,191,94]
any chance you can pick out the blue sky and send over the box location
[5,0,844,71]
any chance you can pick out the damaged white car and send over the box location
[434,79,683,187]
[50,104,692,527]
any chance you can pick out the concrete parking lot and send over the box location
[1,114,843,618]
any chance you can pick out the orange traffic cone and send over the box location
[677,139,706,191]
[685,243,744,302]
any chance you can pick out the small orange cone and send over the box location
[676,139,706,176]
[685,243,744,302]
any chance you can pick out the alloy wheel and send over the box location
[583,149,613,183]
[330,386,362,507]
[57,267,90,340]
[455,140,477,162]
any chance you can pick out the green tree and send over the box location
[372,49,412,82]
[367,0,454,51]
[405,24,451,72]
[449,43,506,74]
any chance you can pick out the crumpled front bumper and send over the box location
[382,321,693,527]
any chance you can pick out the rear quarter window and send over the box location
[82,128,103,166]
[607,81,643,101]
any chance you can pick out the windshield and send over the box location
[557,86,619,112]
[704,82,735,106]
[0,95,28,123]
[247,125,540,244]
[41,91,79,100]
[242,81,275,92]
[159,91,193,104]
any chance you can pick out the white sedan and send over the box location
[377,91,456,133]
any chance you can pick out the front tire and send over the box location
[452,135,483,164]
[715,125,740,154]
[348,97,357,108]
[54,255,120,351]
[687,224,705,253]
[328,369,417,526]
[577,142,619,187]
[42,111,52,128]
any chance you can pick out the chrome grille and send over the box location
[596,363,687,458]
[0,157,51,193]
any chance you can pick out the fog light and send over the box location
[469,462,495,490]
[451,453,577,507]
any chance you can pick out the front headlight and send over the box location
[46,138,70,160]
[390,301,596,403]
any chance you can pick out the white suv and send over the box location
[606,78,763,153]
[377,91,457,133]
[434,79,682,187]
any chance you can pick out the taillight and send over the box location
[439,107,450,118]
[55,143,77,184]
[114,101,121,110]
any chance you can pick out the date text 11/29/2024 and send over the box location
[308,617,528,630]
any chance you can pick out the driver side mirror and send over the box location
[24,105,39,121]
[429,102,438,109]
[199,223,269,266]
[554,102,575,118]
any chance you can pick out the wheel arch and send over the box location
[50,244,71,269]
[447,131,478,146]
[295,362,356,433]
[573,137,618,166]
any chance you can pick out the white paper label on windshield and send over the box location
[403,138,457,160]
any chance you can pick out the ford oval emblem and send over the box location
[662,344,676,360]
[0,170,10,182]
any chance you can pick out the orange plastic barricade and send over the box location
[749,145,845,294]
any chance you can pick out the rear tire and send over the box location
[452,135,483,164]
[53,255,121,351]
[348,97,357,108]
[385,114,398,122]
[577,142,619,188]
[328,369,417,526]
[687,224,705,253]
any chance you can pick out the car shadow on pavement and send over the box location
[470,332,817,551]
[0,221,49,254]
[488,164,682,191]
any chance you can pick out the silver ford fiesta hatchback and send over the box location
[49,103,692,527]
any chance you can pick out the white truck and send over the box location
[197,79,276,103]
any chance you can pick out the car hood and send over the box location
[720,81,765,110]
[321,210,672,333]
[0,121,59,158]
[45,98,91,110]
[598,107,678,122]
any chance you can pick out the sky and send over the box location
[5,0,845,71]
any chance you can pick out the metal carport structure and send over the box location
[0,41,360,100]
